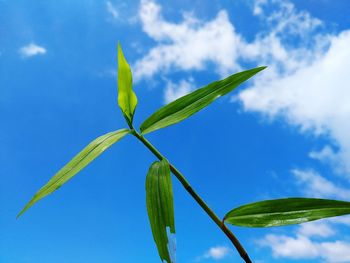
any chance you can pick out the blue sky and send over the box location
[1,0,350,262]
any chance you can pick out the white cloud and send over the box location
[253,0,267,16]
[134,1,350,261]
[293,169,350,199]
[164,78,194,104]
[239,0,326,78]
[136,0,350,178]
[106,1,118,19]
[197,246,231,261]
[258,219,350,262]
[257,167,350,262]
[297,221,335,238]
[259,234,319,259]
[19,43,46,57]
[238,1,350,176]
[239,29,350,134]
[231,1,350,261]
[259,233,350,262]
[309,146,346,174]
[135,0,324,81]
[320,241,350,262]
[105,1,138,24]
[329,216,350,226]
[134,0,242,80]
[310,146,338,163]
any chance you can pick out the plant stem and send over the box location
[131,129,252,263]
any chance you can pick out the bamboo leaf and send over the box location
[146,159,176,263]
[17,129,130,218]
[224,198,350,227]
[140,66,266,134]
[117,43,137,126]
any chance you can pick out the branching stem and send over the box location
[131,129,252,263]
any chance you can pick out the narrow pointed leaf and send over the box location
[224,198,350,227]
[17,129,130,218]
[117,43,138,125]
[146,159,176,263]
[140,66,266,134]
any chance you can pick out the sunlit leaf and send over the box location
[117,43,137,126]
[140,66,266,134]
[224,198,350,227]
[17,129,130,218]
[146,159,176,263]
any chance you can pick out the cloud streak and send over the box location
[106,1,118,19]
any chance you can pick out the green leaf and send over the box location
[224,198,350,227]
[17,129,130,218]
[140,66,266,134]
[117,43,138,126]
[146,159,176,263]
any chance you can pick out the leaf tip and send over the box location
[16,206,28,219]
[257,65,267,72]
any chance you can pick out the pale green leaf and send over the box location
[140,66,266,134]
[146,159,176,263]
[17,129,130,218]
[117,43,138,126]
[224,198,350,227]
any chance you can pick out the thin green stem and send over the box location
[131,129,252,263]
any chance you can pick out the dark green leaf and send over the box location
[117,43,137,126]
[224,198,350,227]
[140,66,266,134]
[17,129,130,218]
[146,159,176,263]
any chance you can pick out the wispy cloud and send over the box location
[253,0,322,35]
[309,146,346,174]
[293,169,350,199]
[164,78,194,104]
[297,221,335,238]
[106,1,118,19]
[196,245,232,261]
[19,43,46,58]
